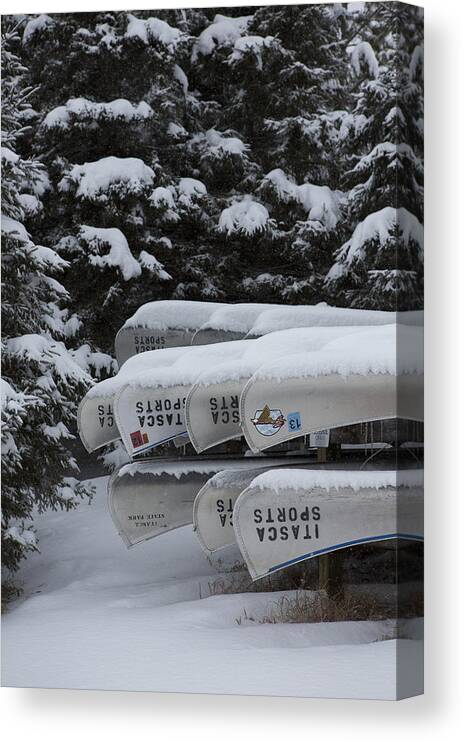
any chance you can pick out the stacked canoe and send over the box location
[78,300,424,582]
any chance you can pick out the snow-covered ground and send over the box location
[2,476,423,698]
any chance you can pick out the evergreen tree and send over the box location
[1,24,93,573]
[187,4,351,303]
[325,2,424,310]
[15,5,424,322]
[22,11,189,356]
[0,4,425,580]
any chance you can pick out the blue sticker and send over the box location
[287,411,301,432]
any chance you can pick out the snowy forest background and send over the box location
[1,3,423,582]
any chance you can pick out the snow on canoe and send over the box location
[115,300,226,365]
[114,340,251,456]
[78,346,189,452]
[240,325,423,453]
[245,306,422,339]
[191,303,277,346]
[108,457,279,547]
[233,468,424,580]
[115,299,412,364]
[185,326,382,453]
[193,457,315,556]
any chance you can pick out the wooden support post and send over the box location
[316,443,341,462]
[318,551,344,600]
[316,442,344,601]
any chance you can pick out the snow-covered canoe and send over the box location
[78,346,188,452]
[114,340,251,457]
[82,325,360,454]
[115,299,413,364]
[185,326,382,453]
[115,300,226,365]
[108,457,285,547]
[245,305,422,339]
[233,469,424,580]
[193,457,313,556]
[240,325,423,453]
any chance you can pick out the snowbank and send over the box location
[1,475,423,697]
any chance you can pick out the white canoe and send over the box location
[233,468,424,580]
[114,340,251,456]
[193,457,312,556]
[115,300,226,365]
[240,325,423,453]
[185,326,383,453]
[78,346,188,452]
[115,299,411,364]
[115,326,195,366]
[108,457,278,547]
[246,306,422,338]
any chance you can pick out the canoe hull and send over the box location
[233,474,424,580]
[77,395,119,453]
[115,383,188,456]
[186,379,244,453]
[240,372,423,453]
[115,327,194,367]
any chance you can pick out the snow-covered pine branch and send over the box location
[325,207,423,310]
[2,22,96,574]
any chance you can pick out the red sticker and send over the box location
[130,430,144,448]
